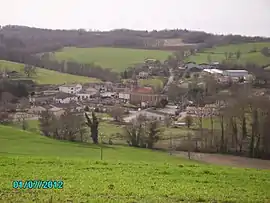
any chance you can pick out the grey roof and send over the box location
[55,92,75,99]
[60,84,81,88]
[224,70,248,73]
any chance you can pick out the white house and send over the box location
[76,88,98,101]
[223,70,248,78]
[119,92,130,101]
[100,92,115,98]
[203,68,224,75]
[59,84,82,94]
[28,106,46,114]
[54,92,78,104]
[138,71,149,78]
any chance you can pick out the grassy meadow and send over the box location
[0,60,101,84]
[51,47,172,72]
[0,125,270,202]
[139,77,165,90]
[187,42,270,66]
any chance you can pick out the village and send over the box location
[0,58,261,130]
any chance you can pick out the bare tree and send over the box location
[85,111,99,144]
[39,109,57,137]
[59,108,84,141]
[184,115,193,129]
[236,50,241,60]
[124,115,146,147]
[24,65,36,77]
[224,52,228,60]
[17,113,28,131]
[146,119,161,149]
[164,115,172,128]
[109,106,125,122]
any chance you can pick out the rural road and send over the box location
[162,69,174,93]
[123,108,165,122]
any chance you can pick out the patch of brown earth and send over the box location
[173,151,270,170]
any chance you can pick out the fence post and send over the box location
[188,132,191,160]
[100,133,103,160]
[169,133,173,155]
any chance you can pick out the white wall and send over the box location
[59,84,82,94]
[119,92,130,100]
[224,71,248,78]
[55,97,78,104]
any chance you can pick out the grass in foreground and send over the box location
[51,47,172,72]
[186,42,270,66]
[0,126,270,202]
[0,60,101,84]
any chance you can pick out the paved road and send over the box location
[162,69,174,93]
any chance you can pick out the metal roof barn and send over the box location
[224,70,248,78]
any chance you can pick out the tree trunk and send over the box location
[249,109,258,158]
[220,115,225,152]
[240,114,247,153]
[210,113,214,147]
[91,129,98,144]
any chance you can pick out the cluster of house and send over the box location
[202,68,251,83]
[182,62,253,83]
[29,82,168,108]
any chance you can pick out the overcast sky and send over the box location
[1,0,270,36]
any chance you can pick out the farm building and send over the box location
[223,70,249,78]
[130,87,168,106]
[118,92,130,101]
[203,69,224,75]
[138,71,149,79]
[59,84,82,94]
[54,92,78,104]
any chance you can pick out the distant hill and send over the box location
[186,42,270,66]
[1,25,270,54]
[0,60,100,84]
[1,25,270,81]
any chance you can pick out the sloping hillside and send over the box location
[187,42,270,66]
[51,47,172,72]
[0,126,269,203]
[0,60,101,84]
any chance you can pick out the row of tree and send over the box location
[38,106,162,149]
[179,75,270,159]
[1,25,269,53]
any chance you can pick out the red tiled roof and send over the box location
[132,87,154,94]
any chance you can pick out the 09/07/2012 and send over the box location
[12,180,64,189]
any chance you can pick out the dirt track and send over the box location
[173,151,270,170]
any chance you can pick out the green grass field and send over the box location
[51,47,172,72]
[0,125,270,202]
[0,60,101,84]
[139,77,164,90]
[187,42,270,66]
